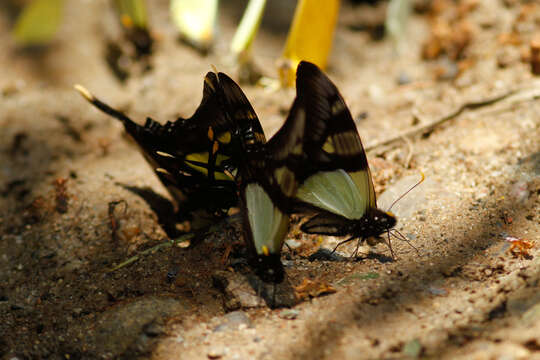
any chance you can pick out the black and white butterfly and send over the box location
[214,73,306,283]
[292,61,397,254]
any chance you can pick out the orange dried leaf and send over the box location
[295,278,337,300]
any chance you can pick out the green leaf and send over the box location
[13,0,65,46]
[403,339,422,358]
[115,0,149,29]
[230,0,267,59]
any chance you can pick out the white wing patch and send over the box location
[297,169,370,220]
[245,183,289,254]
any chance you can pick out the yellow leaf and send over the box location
[279,0,340,87]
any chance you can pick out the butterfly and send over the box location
[74,73,250,224]
[291,61,397,255]
[217,61,396,281]
[76,72,300,282]
[213,73,306,283]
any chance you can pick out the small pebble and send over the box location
[403,338,422,358]
[279,309,299,320]
[435,58,458,80]
[285,239,302,249]
[207,346,226,359]
[510,181,529,203]
[355,111,368,122]
[427,286,448,296]
[396,71,411,85]
[367,84,385,104]
[213,311,252,332]
[173,335,184,343]
[143,322,164,337]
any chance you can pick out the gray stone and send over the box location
[212,271,297,310]
[213,311,253,332]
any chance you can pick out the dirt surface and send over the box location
[1,0,539,359]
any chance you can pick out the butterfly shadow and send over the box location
[245,273,298,309]
[116,183,182,238]
[307,248,394,264]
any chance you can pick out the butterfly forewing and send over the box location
[217,72,266,150]
[293,61,376,221]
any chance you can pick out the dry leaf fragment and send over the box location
[295,278,337,301]
[53,178,69,214]
[505,236,534,259]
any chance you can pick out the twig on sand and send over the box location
[365,89,520,152]
[108,223,223,272]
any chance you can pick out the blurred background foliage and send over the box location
[8,0,410,87]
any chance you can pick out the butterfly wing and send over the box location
[216,72,266,153]
[75,74,239,218]
[293,61,377,234]
[215,72,300,282]
[239,98,306,283]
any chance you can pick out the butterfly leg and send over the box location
[351,239,363,259]
[331,236,356,257]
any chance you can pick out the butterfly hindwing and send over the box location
[299,213,352,236]
[239,99,306,283]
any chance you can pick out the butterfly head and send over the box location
[371,208,397,233]
[351,208,397,241]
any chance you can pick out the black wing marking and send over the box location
[217,72,266,153]
[294,61,377,210]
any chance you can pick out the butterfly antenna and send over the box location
[284,242,293,253]
[390,229,420,256]
[388,172,425,212]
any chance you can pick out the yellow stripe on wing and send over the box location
[185,152,233,181]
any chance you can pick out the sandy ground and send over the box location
[1,0,539,359]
